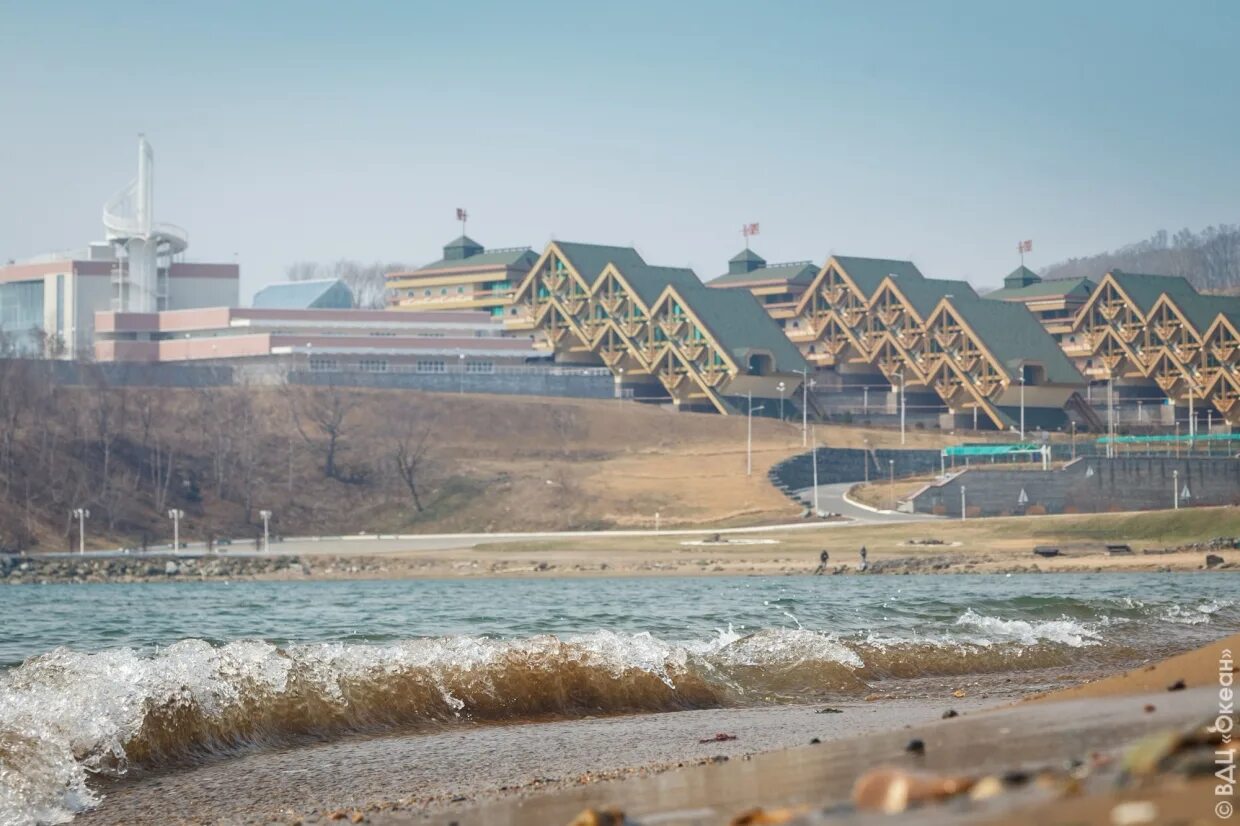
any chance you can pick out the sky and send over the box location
[2,0,1238,299]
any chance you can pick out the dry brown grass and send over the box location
[2,385,967,550]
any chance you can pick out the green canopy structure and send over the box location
[942,443,1044,457]
[1097,433,1240,444]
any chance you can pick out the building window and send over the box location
[360,359,388,372]
[440,287,448,295]
[423,289,432,297]
[457,286,466,294]
[416,359,446,373]
[465,360,494,374]
[309,357,338,372]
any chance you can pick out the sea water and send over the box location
[0,573,1235,824]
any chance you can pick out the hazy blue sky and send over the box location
[2,1,1237,298]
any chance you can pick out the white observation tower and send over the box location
[102,135,189,312]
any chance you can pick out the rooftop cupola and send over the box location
[1004,265,1042,289]
[728,247,767,275]
[443,235,484,261]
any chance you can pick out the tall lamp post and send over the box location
[259,510,272,553]
[1106,375,1115,458]
[1173,469,1180,510]
[1017,373,1026,441]
[72,508,90,554]
[893,371,906,445]
[811,425,820,516]
[746,392,765,476]
[960,486,967,521]
[616,366,625,404]
[888,458,896,511]
[799,369,814,447]
[777,381,786,422]
[168,509,184,550]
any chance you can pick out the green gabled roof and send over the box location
[987,276,1095,301]
[1172,291,1240,331]
[832,256,924,298]
[552,241,648,282]
[417,247,538,273]
[891,277,978,318]
[1107,270,1198,314]
[707,261,819,288]
[620,264,701,307]
[672,280,808,374]
[947,296,1084,386]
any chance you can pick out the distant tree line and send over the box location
[1040,224,1240,293]
[283,259,416,309]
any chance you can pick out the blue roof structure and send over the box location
[252,279,355,310]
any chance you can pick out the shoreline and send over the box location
[399,633,1240,825]
[69,634,1237,826]
[2,540,1236,585]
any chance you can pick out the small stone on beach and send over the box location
[699,732,738,743]
[941,709,958,719]
[1166,679,1186,691]
[905,738,925,755]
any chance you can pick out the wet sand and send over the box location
[70,643,1225,826]
[394,634,1238,826]
[77,698,997,826]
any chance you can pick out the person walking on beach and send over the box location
[814,549,830,575]
[858,546,869,573]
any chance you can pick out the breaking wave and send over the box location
[0,602,1219,825]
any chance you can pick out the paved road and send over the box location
[795,481,937,524]
[27,485,933,558]
[27,517,868,559]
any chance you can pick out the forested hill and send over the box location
[1039,224,1240,293]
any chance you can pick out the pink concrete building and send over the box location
[0,248,239,357]
[94,306,542,372]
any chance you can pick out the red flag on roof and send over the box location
[1018,239,1032,253]
[743,222,760,237]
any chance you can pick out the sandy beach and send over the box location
[63,630,1238,826]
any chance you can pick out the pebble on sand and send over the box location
[568,807,628,826]
[728,806,808,825]
[852,767,975,814]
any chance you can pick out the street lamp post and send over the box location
[1173,469,1180,510]
[1018,374,1026,441]
[259,510,272,553]
[1070,421,1077,460]
[893,371,906,445]
[811,425,820,516]
[960,486,967,520]
[746,392,765,477]
[458,352,466,394]
[72,508,90,554]
[888,458,895,511]
[777,381,786,422]
[800,369,813,447]
[1106,376,1115,458]
[863,438,870,484]
[168,509,184,550]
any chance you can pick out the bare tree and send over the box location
[285,383,359,481]
[392,422,433,511]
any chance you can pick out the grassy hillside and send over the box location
[0,371,949,551]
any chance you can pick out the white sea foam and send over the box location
[953,609,1101,647]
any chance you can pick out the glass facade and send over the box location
[0,280,45,354]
